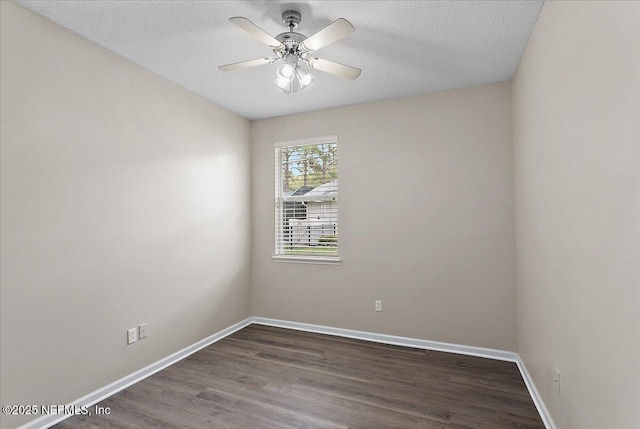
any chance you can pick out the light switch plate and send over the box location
[139,323,148,339]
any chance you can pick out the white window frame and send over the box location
[272,135,341,265]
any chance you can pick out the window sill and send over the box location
[272,255,342,266]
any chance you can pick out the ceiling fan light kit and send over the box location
[219,10,361,95]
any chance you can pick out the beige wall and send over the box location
[512,1,640,428]
[0,3,251,428]
[251,81,517,351]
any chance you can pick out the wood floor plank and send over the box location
[54,325,544,429]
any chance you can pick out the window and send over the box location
[273,135,339,264]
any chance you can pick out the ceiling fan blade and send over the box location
[218,57,275,72]
[307,58,361,80]
[229,17,283,48]
[300,18,354,52]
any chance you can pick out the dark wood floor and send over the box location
[55,324,544,428]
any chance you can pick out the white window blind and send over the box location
[274,136,338,260]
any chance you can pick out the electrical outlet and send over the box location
[139,323,148,339]
[127,328,137,345]
[554,369,561,395]
[375,300,383,312]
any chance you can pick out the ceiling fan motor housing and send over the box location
[276,11,306,56]
[275,32,307,52]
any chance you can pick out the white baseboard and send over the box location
[252,317,555,429]
[17,317,252,429]
[516,357,557,429]
[252,316,519,362]
[17,315,554,429]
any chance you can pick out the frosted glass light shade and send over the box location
[273,64,314,94]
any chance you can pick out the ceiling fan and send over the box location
[218,10,361,94]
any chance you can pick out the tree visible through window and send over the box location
[275,137,338,258]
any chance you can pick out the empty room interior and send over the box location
[1,1,639,429]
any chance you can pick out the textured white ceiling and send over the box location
[15,0,543,120]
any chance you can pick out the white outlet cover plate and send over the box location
[127,328,137,345]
